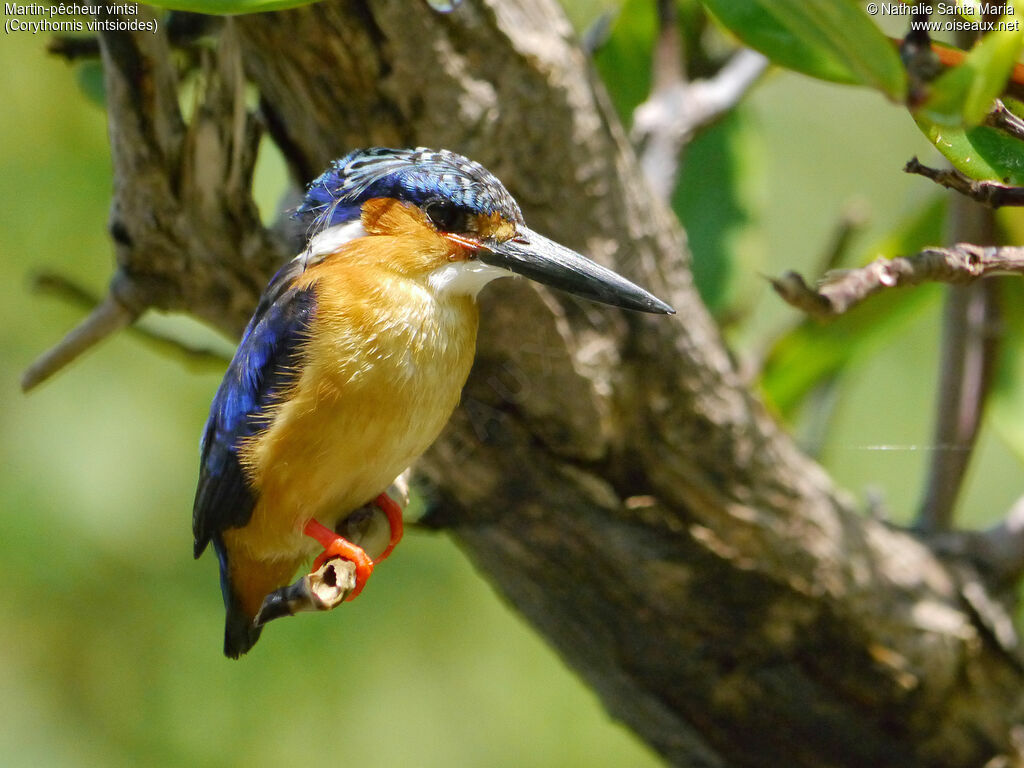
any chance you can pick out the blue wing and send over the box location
[192,260,317,558]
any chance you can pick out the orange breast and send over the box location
[228,254,479,568]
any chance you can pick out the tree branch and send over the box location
[905,25,1009,530]
[21,291,135,391]
[95,10,282,335]
[771,243,1024,319]
[774,205,868,460]
[632,47,767,199]
[30,271,230,371]
[986,99,1024,142]
[771,197,1002,534]
[905,157,1024,207]
[916,200,1000,532]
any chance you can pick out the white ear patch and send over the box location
[427,260,513,298]
[298,220,368,267]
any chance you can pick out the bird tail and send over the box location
[213,535,263,658]
[224,594,263,659]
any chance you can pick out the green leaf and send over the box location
[990,279,1024,466]
[702,0,905,98]
[702,0,855,84]
[74,60,106,109]
[919,14,1024,126]
[916,121,1024,183]
[760,197,946,417]
[674,108,764,316]
[592,0,710,123]
[592,0,657,121]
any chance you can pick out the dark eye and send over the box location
[424,199,471,233]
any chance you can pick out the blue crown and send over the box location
[296,147,524,232]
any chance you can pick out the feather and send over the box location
[192,262,317,557]
[294,147,524,235]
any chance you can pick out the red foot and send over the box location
[374,493,404,562]
[302,495,404,601]
[304,519,374,601]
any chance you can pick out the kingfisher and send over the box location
[193,147,673,658]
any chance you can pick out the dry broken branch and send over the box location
[772,243,1024,319]
[21,291,135,391]
[31,271,229,371]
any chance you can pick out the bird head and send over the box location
[295,147,674,315]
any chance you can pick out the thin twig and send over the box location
[632,48,768,199]
[985,99,1024,142]
[905,157,1024,207]
[752,202,869,369]
[916,280,999,530]
[904,22,998,532]
[632,0,683,200]
[652,0,683,89]
[915,191,999,532]
[21,294,136,392]
[771,243,1023,319]
[31,271,231,371]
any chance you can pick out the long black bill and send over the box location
[478,227,675,315]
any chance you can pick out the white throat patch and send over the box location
[427,260,513,298]
[296,221,512,299]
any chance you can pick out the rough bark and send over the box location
[76,1,1024,766]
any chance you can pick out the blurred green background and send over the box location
[2,2,1022,766]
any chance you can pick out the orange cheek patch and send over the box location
[361,198,430,236]
[473,212,517,242]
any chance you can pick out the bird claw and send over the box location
[335,492,405,563]
[256,483,409,627]
[254,556,357,627]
